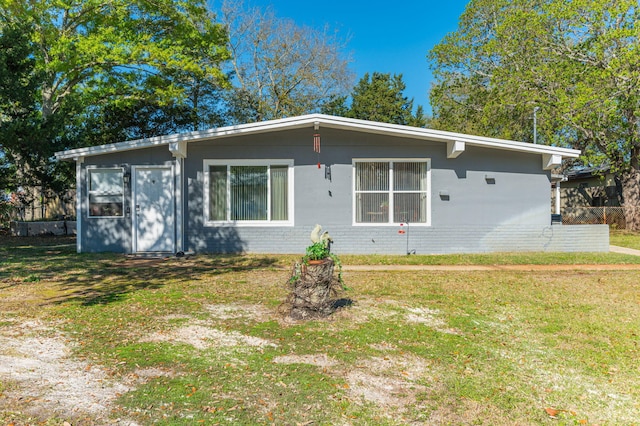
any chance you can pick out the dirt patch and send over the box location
[345,352,430,414]
[142,323,277,351]
[272,349,431,417]
[405,306,462,335]
[368,341,399,351]
[327,298,399,325]
[346,370,425,409]
[0,320,135,424]
[328,299,461,336]
[361,353,431,380]
[205,303,272,322]
[272,353,338,368]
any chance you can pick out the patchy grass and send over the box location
[610,229,640,250]
[1,236,640,425]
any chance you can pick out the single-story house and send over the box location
[54,114,608,255]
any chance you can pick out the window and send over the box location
[88,168,124,217]
[354,160,430,225]
[204,160,293,225]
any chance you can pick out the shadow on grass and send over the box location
[0,235,282,306]
[57,255,281,306]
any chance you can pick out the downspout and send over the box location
[555,179,561,215]
[170,141,187,254]
[550,172,565,222]
[75,156,84,253]
[175,156,184,253]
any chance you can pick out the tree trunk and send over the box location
[621,169,640,231]
[283,258,340,320]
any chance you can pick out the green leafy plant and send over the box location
[24,273,41,283]
[303,241,331,262]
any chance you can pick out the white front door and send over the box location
[133,166,174,253]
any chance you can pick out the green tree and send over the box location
[0,21,39,122]
[324,72,427,127]
[0,0,229,122]
[428,0,640,229]
[0,0,230,215]
[350,72,421,125]
[320,95,350,118]
[0,22,31,197]
[0,20,54,216]
[79,75,228,147]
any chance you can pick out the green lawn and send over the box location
[610,229,640,251]
[1,235,639,425]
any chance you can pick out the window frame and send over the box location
[87,167,125,218]
[352,158,431,226]
[203,159,294,227]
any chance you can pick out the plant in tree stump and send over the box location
[281,225,349,320]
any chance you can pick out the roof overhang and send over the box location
[54,113,581,168]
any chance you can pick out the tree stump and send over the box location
[282,257,343,320]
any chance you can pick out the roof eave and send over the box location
[54,113,581,161]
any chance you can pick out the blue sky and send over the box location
[253,1,470,114]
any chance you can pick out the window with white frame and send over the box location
[88,168,124,217]
[354,160,430,225]
[204,160,293,225]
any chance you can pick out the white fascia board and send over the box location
[54,116,322,161]
[54,113,581,161]
[55,136,174,161]
[304,114,581,159]
[311,114,581,158]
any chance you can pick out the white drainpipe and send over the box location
[555,180,561,215]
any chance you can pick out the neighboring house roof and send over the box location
[54,114,580,169]
[565,165,610,180]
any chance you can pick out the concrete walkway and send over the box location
[609,245,640,256]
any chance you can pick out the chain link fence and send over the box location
[562,207,626,228]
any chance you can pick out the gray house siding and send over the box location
[182,128,603,255]
[79,147,174,253]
